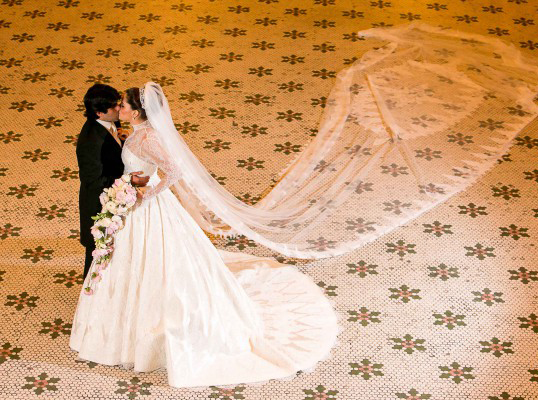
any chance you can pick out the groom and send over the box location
[77,84,148,279]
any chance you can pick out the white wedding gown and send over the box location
[69,121,339,388]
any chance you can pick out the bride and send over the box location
[69,83,339,388]
[71,24,538,388]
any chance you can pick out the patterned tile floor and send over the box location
[0,0,537,399]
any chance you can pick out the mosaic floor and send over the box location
[0,0,537,399]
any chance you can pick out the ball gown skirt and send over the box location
[69,179,339,388]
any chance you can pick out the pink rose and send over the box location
[106,223,119,236]
[91,226,104,239]
[92,248,108,259]
[115,190,126,203]
[95,260,109,271]
[125,193,137,205]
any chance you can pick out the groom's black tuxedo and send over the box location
[76,119,124,277]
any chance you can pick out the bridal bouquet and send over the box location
[84,174,138,295]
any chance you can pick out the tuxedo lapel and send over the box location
[89,119,107,139]
[95,120,122,149]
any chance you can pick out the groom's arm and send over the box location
[76,137,113,192]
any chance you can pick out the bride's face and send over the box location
[119,95,135,122]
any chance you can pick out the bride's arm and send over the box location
[138,129,182,200]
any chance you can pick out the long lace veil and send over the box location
[142,23,538,259]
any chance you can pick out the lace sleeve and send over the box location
[139,129,182,200]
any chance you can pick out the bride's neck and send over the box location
[131,118,147,126]
[131,119,150,131]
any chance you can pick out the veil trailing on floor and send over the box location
[142,23,538,259]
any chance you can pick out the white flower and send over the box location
[107,188,116,198]
[100,217,112,227]
[121,174,131,183]
[105,201,117,214]
[116,206,128,215]
[99,192,108,206]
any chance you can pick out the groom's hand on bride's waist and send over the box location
[130,171,150,187]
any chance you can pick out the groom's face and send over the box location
[96,102,120,122]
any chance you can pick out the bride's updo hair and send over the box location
[125,88,147,120]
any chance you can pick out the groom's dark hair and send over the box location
[83,84,121,120]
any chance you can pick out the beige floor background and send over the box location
[0,0,537,399]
